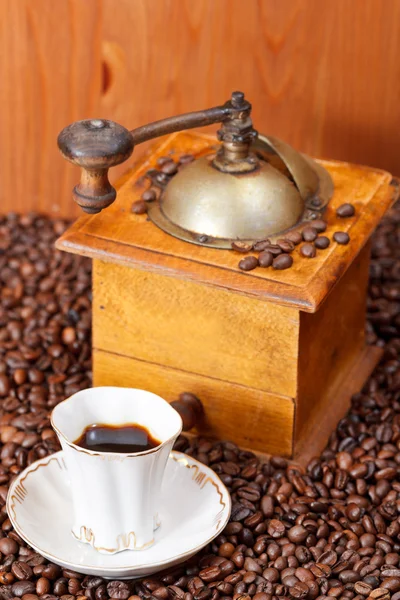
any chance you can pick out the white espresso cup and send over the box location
[51,386,182,554]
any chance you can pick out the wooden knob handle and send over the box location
[57,119,134,214]
[171,393,204,431]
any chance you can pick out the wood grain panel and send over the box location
[1,0,400,216]
[0,0,101,216]
[295,243,371,445]
[294,345,382,465]
[93,259,300,397]
[93,348,295,456]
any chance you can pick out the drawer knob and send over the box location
[171,393,204,431]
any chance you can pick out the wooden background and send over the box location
[1,0,400,217]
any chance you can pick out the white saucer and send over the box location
[7,451,231,579]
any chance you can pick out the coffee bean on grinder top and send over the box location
[131,200,148,214]
[300,243,316,258]
[302,226,318,242]
[258,250,273,268]
[231,241,253,253]
[272,254,293,270]
[230,201,356,271]
[315,235,330,249]
[238,256,259,271]
[334,231,351,245]
[336,202,356,217]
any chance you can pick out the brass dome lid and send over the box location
[161,155,303,239]
[148,134,334,249]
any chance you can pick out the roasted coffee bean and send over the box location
[354,582,372,596]
[41,564,60,580]
[231,550,245,567]
[287,526,308,543]
[302,227,318,242]
[285,231,303,245]
[215,582,232,595]
[339,570,360,584]
[252,240,271,252]
[83,577,103,590]
[272,254,293,270]
[161,161,178,175]
[258,251,273,268]
[68,578,82,595]
[311,219,327,233]
[36,577,51,595]
[253,594,270,600]
[96,586,108,600]
[141,189,157,202]
[265,244,282,256]
[153,588,169,600]
[368,589,390,600]
[310,564,330,578]
[277,239,295,253]
[261,495,274,517]
[317,550,338,566]
[53,578,69,596]
[0,537,18,555]
[289,582,309,598]
[12,581,36,597]
[199,566,221,582]
[0,573,14,585]
[218,542,234,558]
[336,203,355,218]
[382,578,400,592]
[268,519,285,538]
[131,200,148,214]
[315,236,330,249]
[193,589,211,600]
[61,327,76,345]
[244,558,262,574]
[238,256,258,271]
[231,242,253,253]
[107,582,131,600]
[300,243,316,258]
[11,562,33,581]
[333,231,350,245]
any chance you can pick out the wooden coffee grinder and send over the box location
[56,91,397,464]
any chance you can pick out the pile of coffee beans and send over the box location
[0,202,400,600]
[235,206,356,273]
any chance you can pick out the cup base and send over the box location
[72,525,155,554]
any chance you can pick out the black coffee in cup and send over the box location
[74,423,161,453]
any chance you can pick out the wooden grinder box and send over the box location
[57,131,396,464]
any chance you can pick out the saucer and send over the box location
[7,451,231,579]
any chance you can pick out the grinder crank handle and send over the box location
[57,91,255,214]
[57,119,135,214]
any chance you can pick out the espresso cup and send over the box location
[51,386,182,554]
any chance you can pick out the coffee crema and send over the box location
[74,423,161,453]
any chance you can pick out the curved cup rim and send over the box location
[50,386,183,458]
